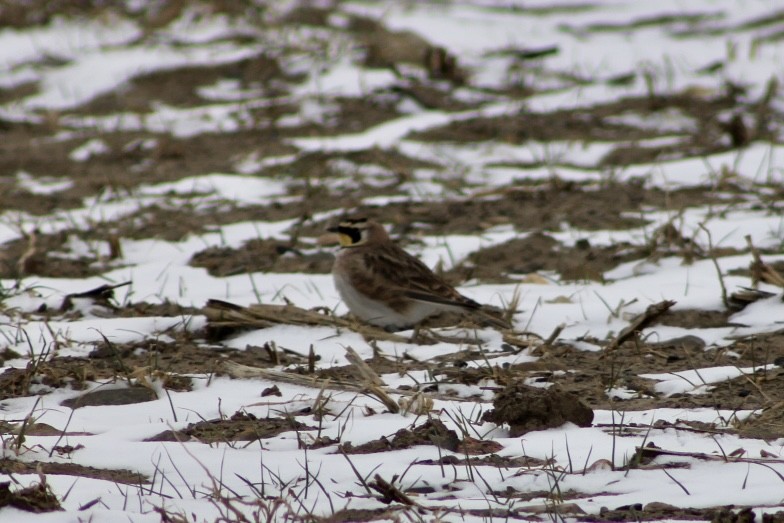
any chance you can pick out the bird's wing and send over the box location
[362,245,480,310]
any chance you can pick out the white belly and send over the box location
[333,271,439,330]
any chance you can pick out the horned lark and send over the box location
[328,218,509,331]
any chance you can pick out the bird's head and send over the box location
[327,218,388,247]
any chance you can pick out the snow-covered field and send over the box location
[1,1,784,521]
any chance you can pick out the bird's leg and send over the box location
[409,323,421,342]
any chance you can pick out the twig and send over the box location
[662,468,690,495]
[543,324,565,347]
[638,444,784,464]
[369,474,418,506]
[344,347,384,387]
[344,347,399,413]
[700,224,728,307]
[339,448,372,496]
[745,235,784,288]
[602,300,675,354]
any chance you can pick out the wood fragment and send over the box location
[543,323,565,347]
[307,344,315,374]
[344,346,384,387]
[745,235,784,288]
[264,341,279,366]
[636,444,784,465]
[16,229,39,276]
[106,234,123,260]
[602,300,676,354]
[344,346,400,413]
[370,474,418,506]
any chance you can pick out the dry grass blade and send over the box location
[203,299,409,342]
[637,444,784,465]
[344,347,384,388]
[344,347,399,413]
[736,401,784,440]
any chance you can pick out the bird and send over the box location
[327,217,510,331]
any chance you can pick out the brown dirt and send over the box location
[321,181,738,236]
[147,410,313,443]
[449,232,645,283]
[61,386,158,408]
[340,419,460,454]
[0,480,61,513]
[0,332,308,402]
[0,459,147,485]
[411,91,774,166]
[191,238,333,276]
[482,383,594,437]
[72,55,300,115]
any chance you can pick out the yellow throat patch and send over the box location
[337,233,355,247]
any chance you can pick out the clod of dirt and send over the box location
[482,383,594,437]
[320,508,401,523]
[589,504,709,523]
[0,359,98,401]
[0,459,146,485]
[456,436,505,455]
[61,386,158,409]
[341,419,460,454]
[0,230,100,279]
[146,411,311,443]
[0,480,61,513]
[420,453,548,468]
[710,507,756,523]
[735,401,784,440]
[656,309,733,329]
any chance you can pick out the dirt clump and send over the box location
[0,479,61,513]
[655,309,734,329]
[341,419,460,454]
[61,385,158,409]
[0,459,146,485]
[147,411,312,443]
[74,55,296,115]
[483,383,594,437]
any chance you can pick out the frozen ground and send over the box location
[0,0,784,521]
